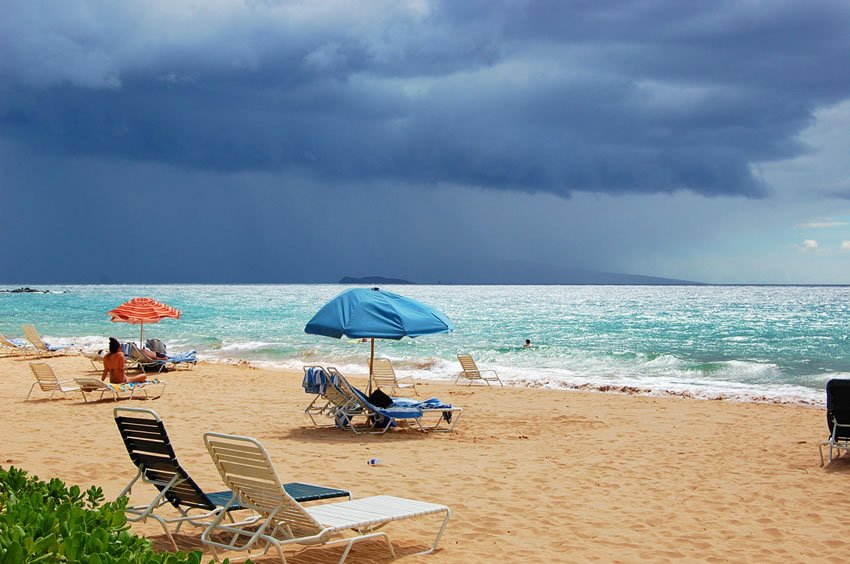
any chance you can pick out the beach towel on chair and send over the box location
[303,367,329,395]
[393,397,456,423]
[167,350,197,363]
[108,379,160,393]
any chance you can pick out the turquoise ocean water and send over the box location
[2,284,849,405]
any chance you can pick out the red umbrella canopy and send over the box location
[108,297,181,324]
[108,297,181,346]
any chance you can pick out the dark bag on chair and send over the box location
[368,388,393,408]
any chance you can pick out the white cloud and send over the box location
[797,220,848,229]
[794,239,819,253]
[841,241,850,251]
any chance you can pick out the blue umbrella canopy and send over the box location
[305,287,453,339]
[305,287,454,393]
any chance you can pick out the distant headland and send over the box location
[339,276,416,285]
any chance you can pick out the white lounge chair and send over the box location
[202,432,451,563]
[27,363,80,400]
[371,358,418,396]
[0,332,29,356]
[74,377,166,402]
[83,350,105,371]
[124,342,169,373]
[454,354,503,386]
[21,324,71,357]
[114,408,350,550]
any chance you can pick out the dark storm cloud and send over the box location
[2,0,850,198]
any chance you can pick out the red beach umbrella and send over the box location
[108,297,181,346]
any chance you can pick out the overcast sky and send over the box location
[3,0,850,284]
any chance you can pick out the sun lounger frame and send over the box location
[124,342,169,373]
[327,367,462,434]
[819,379,850,465]
[303,365,367,428]
[26,363,80,400]
[202,432,451,563]
[114,408,350,551]
[370,358,418,396]
[454,354,503,386]
[0,333,30,356]
[75,377,166,402]
[22,324,71,358]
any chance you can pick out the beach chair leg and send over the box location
[149,513,180,551]
[331,532,394,563]
[26,382,38,401]
[420,508,451,555]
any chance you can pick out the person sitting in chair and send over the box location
[102,337,147,384]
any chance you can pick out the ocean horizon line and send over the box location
[4,282,850,288]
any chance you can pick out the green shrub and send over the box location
[0,466,203,563]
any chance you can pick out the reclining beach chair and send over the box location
[22,324,71,357]
[75,377,166,402]
[0,332,30,356]
[202,432,451,563]
[371,358,418,396]
[83,350,105,371]
[303,366,336,425]
[328,367,461,434]
[146,338,198,370]
[125,342,169,373]
[303,366,368,429]
[819,379,850,465]
[26,363,80,400]
[454,354,503,386]
[114,408,350,551]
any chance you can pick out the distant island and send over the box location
[0,287,51,293]
[339,265,700,285]
[339,276,416,285]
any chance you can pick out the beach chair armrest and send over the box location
[461,369,498,376]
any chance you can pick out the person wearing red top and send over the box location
[102,337,147,384]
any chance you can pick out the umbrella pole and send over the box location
[368,338,375,394]
[139,323,144,348]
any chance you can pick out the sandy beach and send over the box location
[2,353,848,563]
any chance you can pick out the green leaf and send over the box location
[2,541,24,564]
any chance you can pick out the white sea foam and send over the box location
[5,284,847,407]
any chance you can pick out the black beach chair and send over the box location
[114,407,351,549]
[819,379,850,466]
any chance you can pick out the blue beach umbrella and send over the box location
[305,287,454,393]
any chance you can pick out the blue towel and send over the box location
[393,397,453,410]
[347,384,425,419]
[303,367,329,395]
[167,350,197,363]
